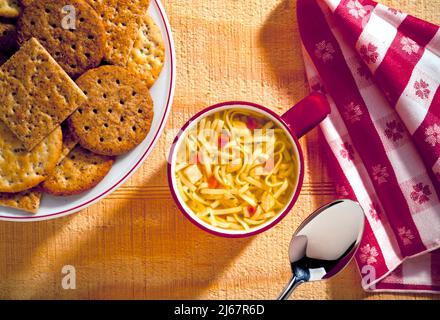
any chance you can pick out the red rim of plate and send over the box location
[0,0,175,221]
[167,101,305,238]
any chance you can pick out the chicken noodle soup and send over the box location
[175,108,298,231]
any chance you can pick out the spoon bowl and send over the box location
[278,199,365,300]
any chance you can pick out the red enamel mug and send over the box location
[168,93,331,237]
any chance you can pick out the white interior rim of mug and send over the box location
[170,104,302,235]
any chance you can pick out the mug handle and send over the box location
[281,92,331,138]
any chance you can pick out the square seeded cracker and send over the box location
[86,0,150,66]
[0,38,87,150]
[0,188,42,214]
[0,0,20,18]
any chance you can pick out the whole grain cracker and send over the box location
[59,123,79,165]
[18,0,33,6]
[0,21,17,52]
[0,188,42,213]
[69,65,154,156]
[17,0,106,78]
[127,15,165,88]
[0,38,87,150]
[0,0,20,18]
[0,123,62,193]
[41,145,114,196]
[85,0,150,66]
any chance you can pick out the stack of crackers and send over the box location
[0,0,165,213]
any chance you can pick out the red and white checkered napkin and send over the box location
[297,0,440,293]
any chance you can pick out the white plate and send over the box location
[0,0,176,222]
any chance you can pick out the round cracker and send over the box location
[85,0,151,66]
[127,15,165,88]
[0,123,62,193]
[17,0,106,78]
[41,145,114,196]
[18,0,33,7]
[69,65,154,156]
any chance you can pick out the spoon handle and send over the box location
[277,275,305,300]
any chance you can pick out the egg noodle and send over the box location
[175,108,298,231]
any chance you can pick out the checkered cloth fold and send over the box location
[298,0,440,293]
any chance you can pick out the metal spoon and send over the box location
[277,199,365,300]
